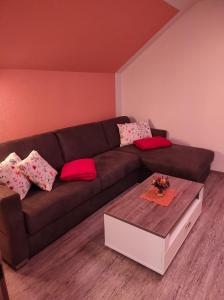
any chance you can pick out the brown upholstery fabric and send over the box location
[56,122,109,162]
[151,128,167,138]
[0,186,29,267]
[29,199,93,256]
[90,169,139,211]
[117,144,214,182]
[29,169,139,257]
[0,133,64,170]
[94,150,140,190]
[22,178,101,234]
[0,116,215,268]
[116,145,149,156]
[101,116,130,149]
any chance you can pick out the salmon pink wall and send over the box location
[0,70,115,142]
[118,0,224,171]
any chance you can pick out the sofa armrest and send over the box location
[151,128,167,138]
[0,186,29,269]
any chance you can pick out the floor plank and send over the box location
[3,172,224,300]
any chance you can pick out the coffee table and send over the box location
[104,173,204,275]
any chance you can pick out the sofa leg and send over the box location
[14,258,29,270]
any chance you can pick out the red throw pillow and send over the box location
[60,158,96,181]
[134,136,172,150]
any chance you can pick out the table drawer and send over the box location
[164,190,203,270]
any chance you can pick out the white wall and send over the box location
[117,0,224,172]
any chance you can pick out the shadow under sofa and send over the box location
[0,116,214,269]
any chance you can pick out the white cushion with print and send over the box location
[18,150,57,191]
[0,152,31,199]
[137,120,152,138]
[117,122,141,146]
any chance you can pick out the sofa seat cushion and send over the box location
[22,178,101,234]
[94,150,140,190]
[117,144,214,182]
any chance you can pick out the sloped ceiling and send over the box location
[0,0,178,72]
[164,0,201,10]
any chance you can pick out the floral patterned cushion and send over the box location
[0,153,31,199]
[117,122,141,146]
[117,120,152,146]
[137,120,152,138]
[18,150,57,191]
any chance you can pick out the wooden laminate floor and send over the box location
[4,172,224,300]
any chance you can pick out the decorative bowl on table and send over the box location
[152,175,170,196]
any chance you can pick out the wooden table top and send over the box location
[104,173,204,238]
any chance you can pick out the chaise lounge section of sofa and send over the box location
[0,116,214,269]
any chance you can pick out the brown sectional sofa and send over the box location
[0,116,214,269]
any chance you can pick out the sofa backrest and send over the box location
[101,116,130,149]
[0,116,130,168]
[0,133,64,170]
[56,122,110,162]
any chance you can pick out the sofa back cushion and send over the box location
[0,133,64,170]
[56,122,109,162]
[101,116,130,149]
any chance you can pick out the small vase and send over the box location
[157,188,165,197]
